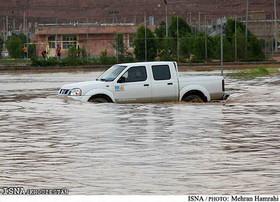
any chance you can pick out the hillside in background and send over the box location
[0,0,277,29]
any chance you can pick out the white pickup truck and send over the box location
[58,61,229,103]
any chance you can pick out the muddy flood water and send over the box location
[0,70,280,194]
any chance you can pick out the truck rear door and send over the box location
[150,64,179,102]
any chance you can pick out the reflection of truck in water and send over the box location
[58,61,229,103]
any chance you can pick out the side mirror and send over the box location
[118,76,126,83]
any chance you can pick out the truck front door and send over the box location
[114,66,152,103]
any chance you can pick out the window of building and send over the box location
[47,36,56,48]
[128,34,136,48]
[62,35,77,49]
[152,65,171,80]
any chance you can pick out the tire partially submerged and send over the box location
[182,94,204,103]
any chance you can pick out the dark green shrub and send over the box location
[31,57,57,67]
[99,50,117,64]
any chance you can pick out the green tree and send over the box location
[168,16,192,38]
[80,45,87,59]
[155,21,166,40]
[113,33,126,60]
[5,33,36,58]
[179,33,194,58]
[192,32,219,61]
[168,16,193,59]
[67,44,79,59]
[18,33,36,57]
[225,18,264,60]
[134,25,157,61]
[6,35,23,58]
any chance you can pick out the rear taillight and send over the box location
[222,79,225,91]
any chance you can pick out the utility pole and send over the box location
[272,15,274,57]
[245,0,249,57]
[164,0,168,36]
[221,18,223,76]
[86,17,89,61]
[264,15,267,59]
[116,15,119,63]
[6,16,9,38]
[13,19,16,32]
[177,15,179,62]
[198,11,201,31]
[235,15,237,61]
[3,17,6,43]
[56,18,58,45]
[23,9,26,33]
[274,0,278,52]
[109,10,119,62]
[145,14,147,61]
[204,15,207,61]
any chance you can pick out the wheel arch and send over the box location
[85,89,115,103]
[180,85,210,102]
[88,94,114,102]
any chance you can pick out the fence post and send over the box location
[86,17,89,62]
[221,18,223,76]
[198,11,201,31]
[245,0,249,57]
[235,15,237,61]
[177,15,179,62]
[116,16,119,63]
[204,15,207,61]
[264,15,267,59]
[144,14,147,61]
[26,17,28,64]
[56,18,58,48]
[272,15,274,58]
[274,0,278,53]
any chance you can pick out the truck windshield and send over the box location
[97,65,127,82]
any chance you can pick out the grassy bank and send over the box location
[228,66,280,79]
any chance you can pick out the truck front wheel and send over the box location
[182,94,204,103]
[88,97,109,103]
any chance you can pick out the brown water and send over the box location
[0,70,280,194]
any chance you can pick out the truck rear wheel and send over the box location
[183,94,204,103]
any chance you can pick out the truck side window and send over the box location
[152,65,171,80]
[120,66,147,83]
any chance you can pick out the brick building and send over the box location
[31,23,155,58]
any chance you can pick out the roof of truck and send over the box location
[118,61,176,66]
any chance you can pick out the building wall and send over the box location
[31,25,155,58]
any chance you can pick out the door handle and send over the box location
[167,83,173,85]
[144,84,149,86]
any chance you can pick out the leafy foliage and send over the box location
[5,33,36,58]
[31,57,58,66]
[99,49,117,64]
[168,16,192,38]
[6,35,23,58]
[155,21,167,40]
[134,26,157,61]
[225,19,264,60]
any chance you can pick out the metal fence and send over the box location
[1,12,279,65]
